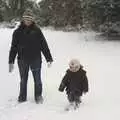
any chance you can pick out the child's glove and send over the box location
[83,90,88,95]
[59,83,65,92]
[83,92,87,95]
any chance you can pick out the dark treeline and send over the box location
[0,0,120,34]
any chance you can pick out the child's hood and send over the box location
[67,65,86,74]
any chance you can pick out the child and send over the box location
[59,59,89,109]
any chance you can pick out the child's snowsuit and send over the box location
[59,67,89,104]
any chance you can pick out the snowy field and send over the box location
[0,27,120,120]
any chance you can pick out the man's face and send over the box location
[23,19,33,26]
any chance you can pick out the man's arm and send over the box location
[9,30,18,64]
[39,29,53,62]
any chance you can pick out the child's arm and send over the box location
[82,73,89,93]
[59,72,69,92]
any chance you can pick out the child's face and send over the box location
[69,59,80,72]
[69,65,80,72]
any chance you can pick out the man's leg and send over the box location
[30,59,43,103]
[18,60,29,102]
[32,68,43,102]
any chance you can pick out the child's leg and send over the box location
[74,95,81,108]
[67,92,74,103]
[65,93,75,111]
[66,93,81,110]
[75,96,81,103]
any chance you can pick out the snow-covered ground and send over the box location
[0,28,120,120]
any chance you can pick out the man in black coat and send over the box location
[8,9,53,104]
[59,59,88,108]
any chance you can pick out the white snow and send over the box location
[0,27,120,120]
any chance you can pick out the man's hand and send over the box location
[9,64,14,73]
[47,62,52,68]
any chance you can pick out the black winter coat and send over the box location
[9,22,53,64]
[59,67,89,96]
